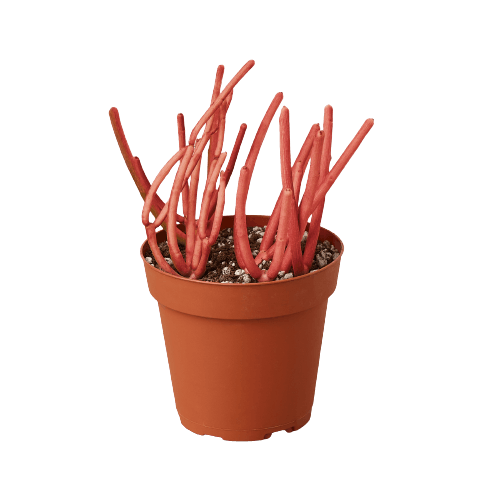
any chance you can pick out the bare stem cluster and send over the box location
[109,61,374,281]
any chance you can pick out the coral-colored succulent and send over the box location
[109,60,373,281]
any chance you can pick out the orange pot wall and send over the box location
[141,216,343,441]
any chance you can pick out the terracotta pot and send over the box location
[141,215,343,441]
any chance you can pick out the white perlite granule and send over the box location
[316,254,327,268]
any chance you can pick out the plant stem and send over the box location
[233,93,283,280]
[198,153,227,239]
[181,124,218,189]
[267,189,292,280]
[279,129,324,272]
[167,146,194,276]
[189,60,255,145]
[110,107,186,242]
[207,64,225,177]
[134,156,178,234]
[185,157,201,269]
[146,225,178,275]
[191,237,202,271]
[191,238,211,279]
[234,167,264,279]
[208,172,227,246]
[280,107,304,276]
[213,99,227,159]
[288,196,305,276]
[207,123,247,223]
[311,118,374,212]
[222,123,247,185]
[141,148,187,229]
[279,107,293,189]
[177,113,190,220]
[282,118,374,273]
[255,123,320,264]
[303,106,333,270]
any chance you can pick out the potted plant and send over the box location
[109,60,374,441]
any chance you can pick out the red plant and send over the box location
[109,61,374,281]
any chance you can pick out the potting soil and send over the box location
[144,226,340,283]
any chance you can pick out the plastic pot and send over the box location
[141,215,343,441]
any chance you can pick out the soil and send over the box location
[143,226,340,283]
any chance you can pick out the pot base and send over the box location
[179,411,312,441]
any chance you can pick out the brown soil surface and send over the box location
[144,226,340,283]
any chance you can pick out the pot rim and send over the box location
[140,215,344,287]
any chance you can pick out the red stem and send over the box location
[299,130,324,219]
[234,167,264,279]
[206,196,218,229]
[279,107,293,190]
[232,93,283,279]
[292,159,306,200]
[225,89,233,110]
[288,192,305,276]
[142,147,187,228]
[303,107,333,270]
[245,92,283,176]
[185,157,201,269]
[191,237,202,271]
[109,107,148,197]
[137,157,185,227]
[257,123,319,261]
[302,201,324,272]
[267,189,292,280]
[281,118,374,273]
[206,123,247,222]
[182,124,218,189]
[209,90,231,168]
[207,65,224,170]
[192,238,211,279]
[259,160,304,266]
[110,107,182,232]
[198,153,227,239]
[208,171,227,246]
[177,113,190,219]
[146,226,179,275]
[189,60,255,145]
[311,119,374,212]
[213,99,227,159]
[225,123,247,185]
[177,113,186,148]
[279,129,323,274]
[167,146,194,276]
[279,107,303,276]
